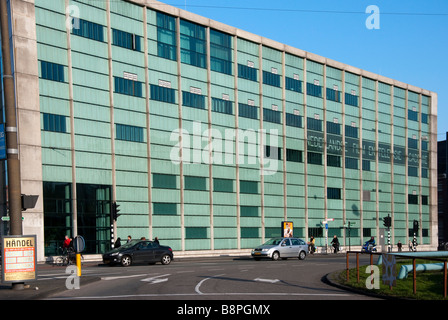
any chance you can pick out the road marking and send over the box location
[141,274,170,284]
[254,278,280,284]
[195,274,225,295]
[101,274,153,281]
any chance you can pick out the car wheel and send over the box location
[298,251,306,260]
[121,255,132,267]
[161,254,171,265]
[271,251,280,261]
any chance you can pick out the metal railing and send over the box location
[345,251,448,299]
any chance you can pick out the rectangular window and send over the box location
[263,108,281,124]
[362,159,371,171]
[240,206,259,217]
[213,178,234,193]
[241,227,259,238]
[326,121,341,135]
[212,98,233,115]
[184,176,207,191]
[326,87,340,102]
[285,77,302,93]
[72,19,104,42]
[265,146,282,160]
[308,227,323,238]
[41,61,64,82]
[180,19,206,68]
[421,113,428,124]
[408,166,418,177]
[345,157,358,169]
[43,113,67,133]
[408,194,418,205]
[327,187,341,199]
[157,12,177,61]
[285,113,302,128]
[345,125,358,138]
[153,173,176,189]
[263,71,281,87]
[210,29,232,75]
[153,203,177,215]
[182,91,205,109]
[307,117,322,131]
[306,82,322,98]
[286,149,302,163]
[307,152,322,165]
[238,64,258,81]
[408,137,418,149]
[150,84,176,103]
[421,195,428,205]
[327,154,341,167]
[114,76,143,97]
[238,103,258,120]
[345,92,359,107]
[185,227,207,239]
[240,180,258,194]
[408,109,418,122]
[112,29,141,51]
[116,124,144,142]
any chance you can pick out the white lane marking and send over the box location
[195,274,225,295]
[254,278,280,284]
[101,274,154,281]
[141,274,170,284]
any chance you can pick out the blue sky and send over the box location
[166,0,448,141]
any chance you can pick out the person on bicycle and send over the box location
[331,235,340,253]
[63,235,71,253]
[308,236,315,254]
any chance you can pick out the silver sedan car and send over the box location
[251,237,308,261]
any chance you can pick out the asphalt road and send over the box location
[35,254,377,301]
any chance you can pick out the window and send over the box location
[263,108,281,124]
[408,109,418,122]
[286,113,302,128]
[41,61,64,82]
[265,146,281,160]
[408,194,418,204]
[345,125,358,138]
[286,149,302,163]
[72,19,104,42]
[327,187,341,199]
[326,87,340,102]
[114,77,143,97]
[326,122,341,135]
[153,203,177,215]
[308,227,323,238]
[157,12,176,61]
[180,19,206,68]
[150,84,175,103]
[263,71,281,87]
[240,180,258,194]
[306,82,322,97]
[213,178,233,193]
[239,103,258,120]
[408,138,418,149]
[345,157,358,169]
[238,64,257,81]
[212,98,233,115]
[112,29,141,51]
[183,91,205,109]
[210,29,232,75]
[184,176,207,191]
[345,92,358,107]
[43,113,67,133]
[153,173,177,189]
[421,113,428,124]
[285,77,302,93]
[185,227,207,239]
[327,155,341,167]
[362,160,371,171]
[116,124,144,142]
[241,227,259,238]
[408,166,418,177]
[307,117,322,131]
[240,206,258,217]
[421,195,428,205]
[307,152,322,165]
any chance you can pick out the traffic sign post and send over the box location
[322,219,333,254]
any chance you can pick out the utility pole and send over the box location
[1,0,24,291]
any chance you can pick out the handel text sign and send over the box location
[1,235,37,283]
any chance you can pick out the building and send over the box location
[1,0,438,261]
[438,134,448,248]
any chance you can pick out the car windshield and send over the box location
[262,238,284,246]
[116,240,139,250]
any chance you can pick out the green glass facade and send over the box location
[12,0,436,258]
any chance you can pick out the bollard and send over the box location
[76,253,81,277]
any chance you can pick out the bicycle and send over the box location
[55,247,82,266]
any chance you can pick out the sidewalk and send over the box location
[0,261,102,300]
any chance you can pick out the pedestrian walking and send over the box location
[397,240,402,252]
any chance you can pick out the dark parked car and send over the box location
[102,240,173,266]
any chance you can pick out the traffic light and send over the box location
[413,220,419,232]
[112,202,120,221]
[383,215,391,228]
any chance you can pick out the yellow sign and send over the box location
[1,235,37,283]
[282,221,293,238]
